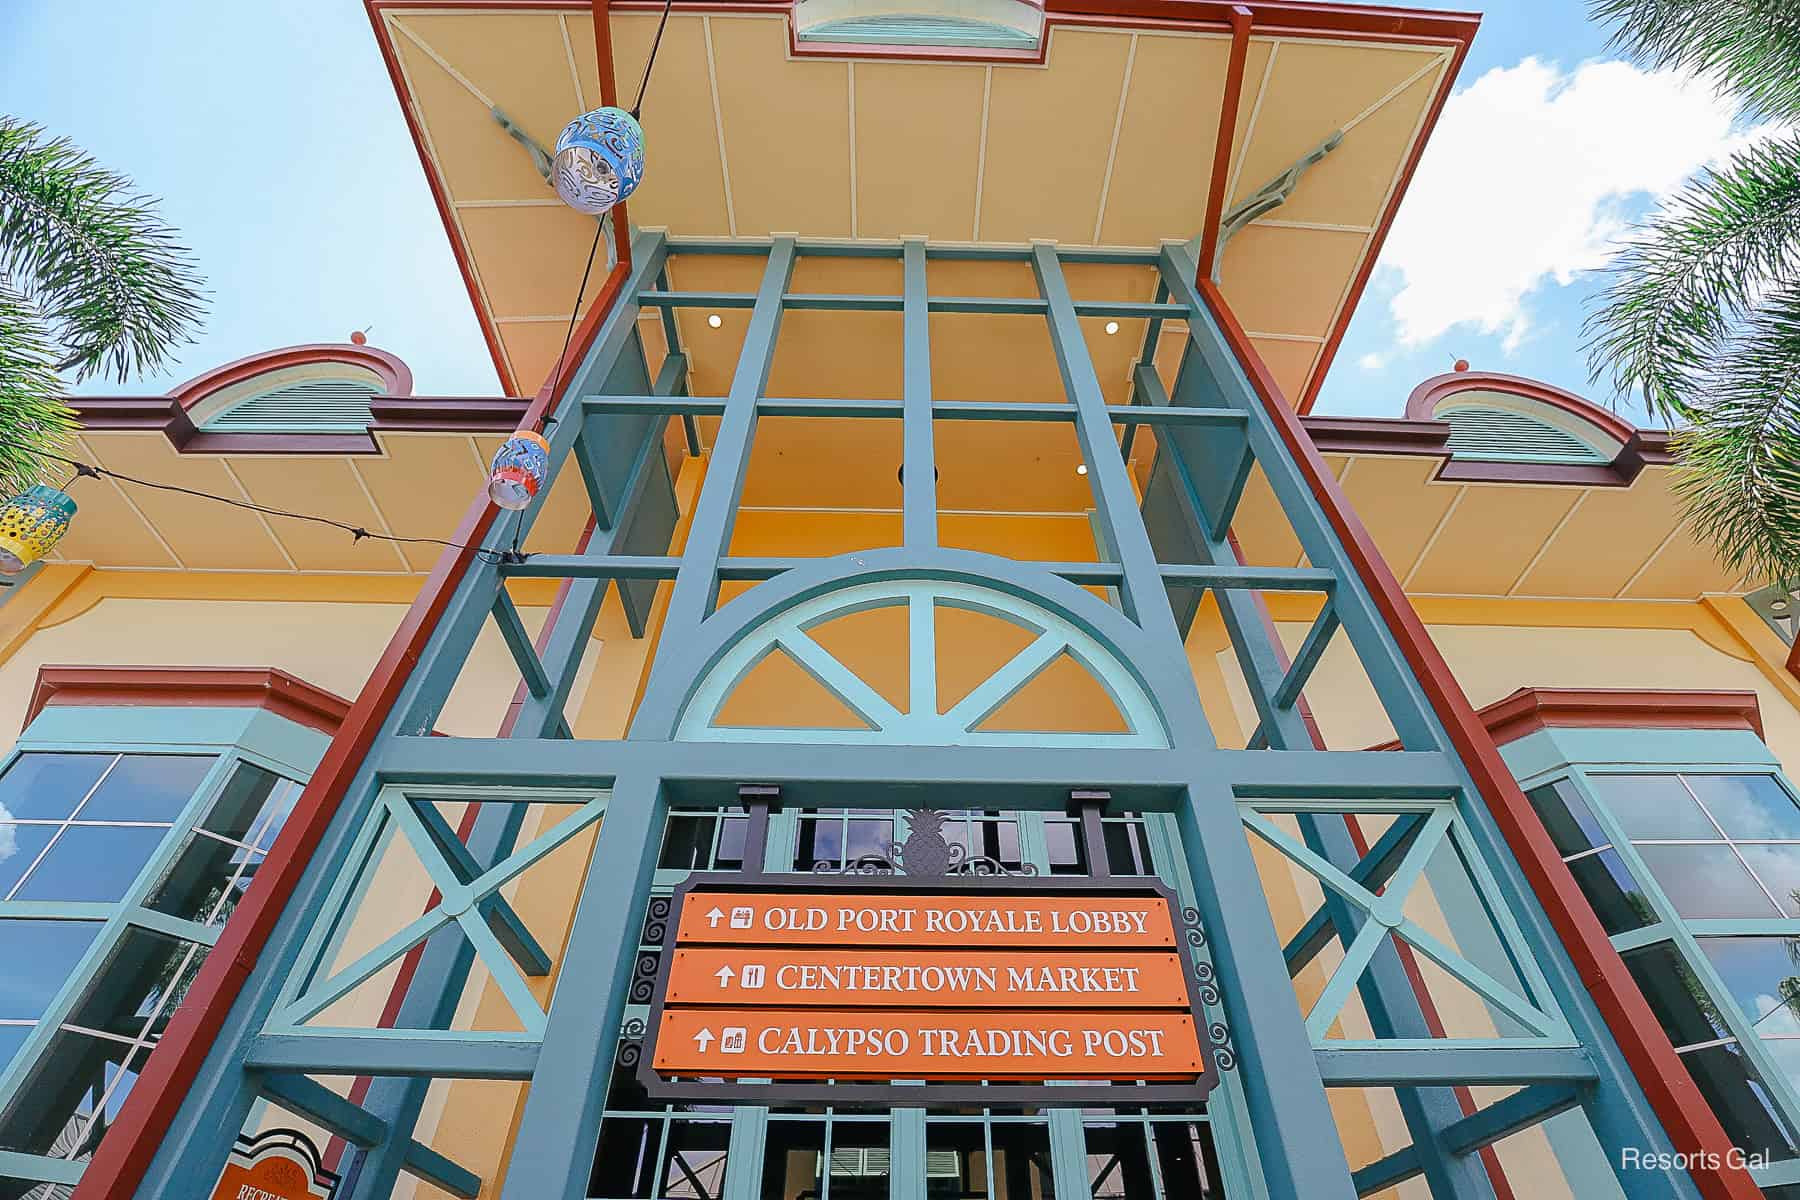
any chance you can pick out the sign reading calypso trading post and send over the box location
[643,885,1218,1096]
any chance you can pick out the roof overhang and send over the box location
[367,0,1476,407]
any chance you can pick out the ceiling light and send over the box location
[1104,321,1120,336]
[1076,464,1088,475]
[707,313,723,328]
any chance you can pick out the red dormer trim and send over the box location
[1371,687,1766,751]
[24,665,353,737]
[1405,370,1639,445]
[168,343,414,410]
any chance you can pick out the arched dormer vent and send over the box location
[802,12,1037,47]
[199,377,380,433]
[1439,404,1609,465]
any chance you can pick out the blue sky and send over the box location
[0,2,1759,421]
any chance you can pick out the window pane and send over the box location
[1623,942,1731,1048]
[145,833,253,925]
[1680,1042,1799,1161]
[1736,845,1800,917]
[0,1025,30,1076]
[660,1119,731,1198]
[659,814,717,871]
[1566,850,1656,934]
[763,1121,825,1200]
[845,818,893,864]
[1696,938,1800,1041]
[590,1115,658,1198]
[1687,775,1800,842]
[1046,820,1087,876]
[715,817,747,871]
[989,1122,1054,1198]
[1085,1121,1154,1199]
[0,753,112,821]
[0,823,58,897]
[1104,823,1152,876]
[1525,779,1611,857]
[1632,844,1780,919]
[196,763,284,844]
[0,1027,148,1158]
[65,927,205,1041]
[13,825,167,903]
[1152,1122,1220,1198]
[1588,774,1719,841]
[927,1124,986,1199]
[0,920,100,1020]
[76,754,213,823]
[829,1121,890,1199]
[1765,1037,1800,1095]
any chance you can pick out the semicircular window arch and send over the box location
[198,377,379,434]
[1436,400,1614,465]
[677,579,1169,748]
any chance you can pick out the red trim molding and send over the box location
[1196,5,1252,279]
[1299,411,1673,488]
[1405,370,1638,444]
[169,344,413,410]
[1198,275,1762,1200]
[1477,687,1765,747]
[24,666,352,738]
[1373,688,1767,752]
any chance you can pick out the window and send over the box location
[794,809,895,872]
[1084,1110,1222,1199]
[1588,774,1800,920]
[1521,764,1800,1185]
[658,805,748,873]
[0,754,301,1171]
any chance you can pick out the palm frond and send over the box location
[1584,133,1800,423]
[1671,281,1800,588]
[0,279,75,495]
[0,116,205,383]
[1591,0,1800,122]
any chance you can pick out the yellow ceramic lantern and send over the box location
[0,485,77,575]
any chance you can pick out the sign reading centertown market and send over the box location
[641,879,1222,1104]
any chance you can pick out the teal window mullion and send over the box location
[1566,765,1800,1142]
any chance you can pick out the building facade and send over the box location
[3,2,1800,1199]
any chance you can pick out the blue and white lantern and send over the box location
[552,107,646,215]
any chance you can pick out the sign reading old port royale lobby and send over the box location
[638,803,1224,1106]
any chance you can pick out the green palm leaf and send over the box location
[1591,0,1800,123]
[0,115,205,492]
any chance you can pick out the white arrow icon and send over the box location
[715,965,735,988]
[693,1028,715,1053]
[706,907,724,928]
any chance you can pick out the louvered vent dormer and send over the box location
[200,378,379,433]
[1440,405,1608,465]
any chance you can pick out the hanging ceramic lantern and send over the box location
[552,107,645,215]
[0,485,77,575]
[486,431,551,511]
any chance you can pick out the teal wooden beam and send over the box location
[1106,405,1248,427]
[1352,1146,1423,1196]
[489,591,554,701]
[1118,356,1169,461]
[636,289,756,309]
[1271,601,1341,709]
[243,1034,540,1079]
[257,1072,389,1147]
[902,239,937,548]
[1075,301,1190,319]
[497,775,665,1200]
[659,237,796,634]
[583,396,726,417]
[0,1150,84,1186]
[405,797,552,976]
[403,1141,483,1199]
[1313,1047,1596,1087]
[1158,564,1336,591]
[1283,811,1427,975]
[1442,1083,1585,1156]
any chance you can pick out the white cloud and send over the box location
[1376,57,1777,351]
[1357,351,1389,370]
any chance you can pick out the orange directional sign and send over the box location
[674,891,1176,948]
[665,947,1192,1007]
[646,885,1216,1091]
[653,1007,1205,1079]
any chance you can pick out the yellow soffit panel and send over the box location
[373,4,1464,403]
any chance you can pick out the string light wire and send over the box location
[0,437,525,566]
